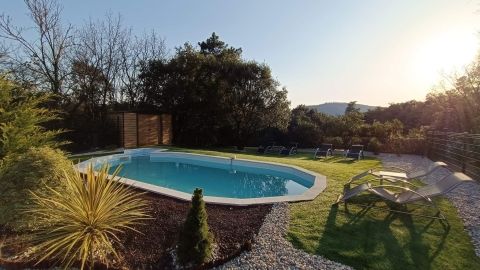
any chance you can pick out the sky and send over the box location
[2,0,480,107]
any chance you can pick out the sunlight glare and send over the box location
[412,30,478,85]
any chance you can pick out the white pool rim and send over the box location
[75,148,327,206]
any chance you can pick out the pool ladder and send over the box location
[230,155,236,174]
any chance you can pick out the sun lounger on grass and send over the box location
[345,144,364,160]
[314,143,333,158]
[370,161,447,182]
[335,172,474,220]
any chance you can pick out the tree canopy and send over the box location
[138,33,290,147]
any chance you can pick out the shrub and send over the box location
[27,163,149,270]
[0,146,73,230]
[323,137,344,149]
[0,77,65,159]
[368,137,383,155]
[177,188,213,266]
[350,136,363,145]
[380,137,426,155]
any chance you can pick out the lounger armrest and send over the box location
[372,166,409,173]
[379,177,420,187]
[346,169,373,186]
[369,184,433,203]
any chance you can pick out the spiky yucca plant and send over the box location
[27,163,149,270]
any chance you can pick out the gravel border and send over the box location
[215,203,351,270]
[377,153,480,257]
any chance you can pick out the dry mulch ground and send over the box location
[0,191,271,270]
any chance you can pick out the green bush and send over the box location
[350,136,363,145]
[0,146,73,230]
[368,137,383,154]
[177,188,214,266]
[0,77,65,159]
[324,137,344,149]
[380,137,426,155]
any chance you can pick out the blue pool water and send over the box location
[107,156,312,198]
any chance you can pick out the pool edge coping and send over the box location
[75,150,327,206]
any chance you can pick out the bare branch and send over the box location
[0,0,72,96]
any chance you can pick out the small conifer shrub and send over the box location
[177,188,214,266]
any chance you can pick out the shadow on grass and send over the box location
[316,199,450,270]
[313,156,376,164]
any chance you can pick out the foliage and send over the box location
[0,77,65,158]
[177,188,213,266]
[367,137,382,154]
[139,33,290,147]
[324,136,344,148]
[286,104,417,152]
[364,53,480,134]
[365,100,428,130]
[27,163,149,270]
[0,146,73,230]
[2,0,480,150]
[380,137,426,155]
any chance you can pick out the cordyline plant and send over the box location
[26,163,149,270]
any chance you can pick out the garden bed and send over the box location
[0,190,271,269]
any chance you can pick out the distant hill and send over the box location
[306,102,380,116]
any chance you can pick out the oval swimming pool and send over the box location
[76,149,326,205]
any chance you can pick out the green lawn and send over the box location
[75,147,480,269]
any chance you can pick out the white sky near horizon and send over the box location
[2,0,480,107]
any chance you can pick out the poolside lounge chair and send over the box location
[265,145,285,154]
[345,144,364,160]
[281,143,298,155]
[314,143,333,158]
[335,172,474,219]
[258,142,276,154]
[370,161,448,183]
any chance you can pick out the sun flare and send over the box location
[412,30,478,84]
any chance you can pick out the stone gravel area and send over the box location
[378,153,480,257]
[216,203,352,270]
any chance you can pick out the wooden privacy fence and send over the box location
[109,112,172,148]
[426,131,480,180]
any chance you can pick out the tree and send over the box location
[342,101,364,145]
[177,188,213,266]
[66,13,131,149]
[0,0,72,95]
[199,32,242,57]
[119,30,166,109]
[345,101,360,114]
[138,33,291,147]
[72,13,127,113]
[0,76,64,158]
[288,105,321,146]
[365,100,427,130]
[226,61,290,148]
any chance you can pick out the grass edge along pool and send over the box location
[75,149,327,206]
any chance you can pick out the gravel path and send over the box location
[378,153,480,257]
[215,203,351,270]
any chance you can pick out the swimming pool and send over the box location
[76,149,326,205]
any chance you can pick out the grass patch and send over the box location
[77,146,480,269]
